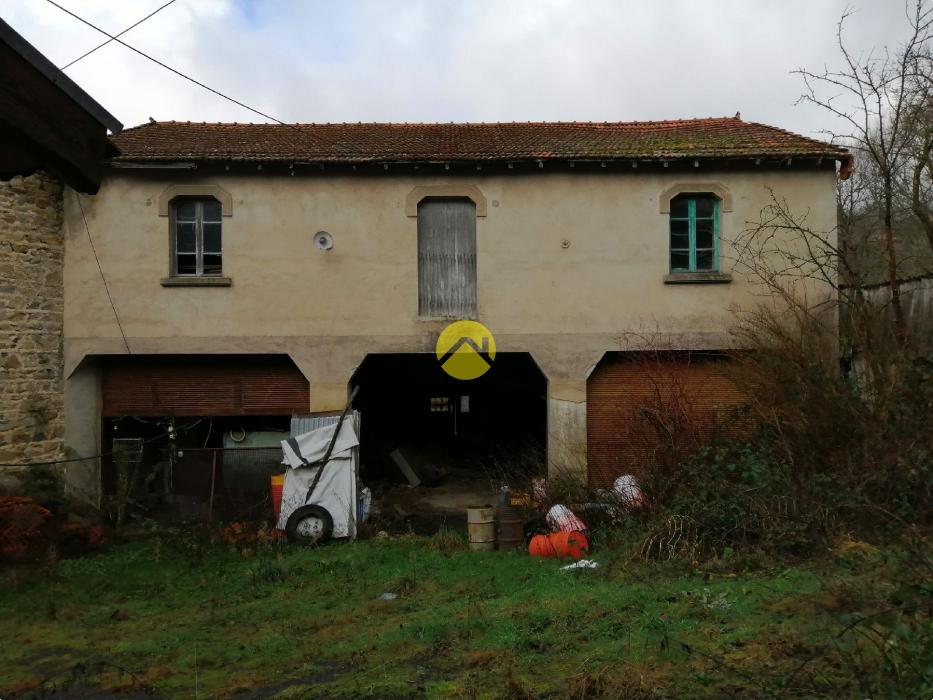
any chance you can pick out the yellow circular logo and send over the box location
[436,320,496,380]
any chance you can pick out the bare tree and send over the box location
[795,0,933,345]
[906,89,933,251]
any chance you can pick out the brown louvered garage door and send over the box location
[102,355,310,417]
[586,353,745,487]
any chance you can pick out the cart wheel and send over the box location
[285,504,334,544]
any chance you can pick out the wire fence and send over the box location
[109,446,285,524]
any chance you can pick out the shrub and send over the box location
[636,307,931,557]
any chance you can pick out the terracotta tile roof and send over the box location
[110,117,850,168]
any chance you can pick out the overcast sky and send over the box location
[3,0,918,140]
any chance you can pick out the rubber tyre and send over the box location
[285,504,334,544]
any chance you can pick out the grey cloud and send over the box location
[3,0,918,138]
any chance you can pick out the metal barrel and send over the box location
[467,506,496,551]
[496,505,524,551]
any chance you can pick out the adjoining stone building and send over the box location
[0,19,121,472]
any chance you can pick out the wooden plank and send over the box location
[389,449,422,487]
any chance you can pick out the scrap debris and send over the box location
[560,559,599,570]
[546,503,587,532]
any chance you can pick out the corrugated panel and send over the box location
[291,411,360,437]
[586,355,745,487]
[418,199,477,317]
[102,356,309,417]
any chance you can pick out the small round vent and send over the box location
[314,231,334,251]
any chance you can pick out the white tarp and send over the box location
[277,419,359,539]
[281,420,359,468]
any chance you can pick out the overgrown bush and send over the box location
[635,318,931,558]
[588,303,933,558]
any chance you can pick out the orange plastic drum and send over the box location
[270,474,285,521]
[528,534,557,558]
[549,531,589,560]
[529,531,589,560]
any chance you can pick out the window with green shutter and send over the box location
[669,194,719,273]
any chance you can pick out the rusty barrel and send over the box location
[467,506,496,551]
[496,505,524,551]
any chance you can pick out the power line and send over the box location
[45,0,297,128]
[77,196,131,355]
[0,419,202,468]
[60,0,179,70]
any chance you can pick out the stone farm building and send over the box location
[0,16,852,506]
[52,117,849,504]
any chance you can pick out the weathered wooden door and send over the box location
[586,355,745,486]
[417,198,477,317]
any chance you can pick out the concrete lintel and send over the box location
[405,184,487,217]
[157,184,233,216]
[659,181,733,213]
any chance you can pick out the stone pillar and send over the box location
[62,360,102,505]
[546,376,588,480]
[533,347,606,484]
[0,172,66,466]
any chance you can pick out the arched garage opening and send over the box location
[350,353,546,516]
[99,354,309,519]
[586,351,745,488]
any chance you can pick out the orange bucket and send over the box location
[271,474,285,521]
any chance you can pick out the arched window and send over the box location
[669,194,719,273]
[171,197,222,276]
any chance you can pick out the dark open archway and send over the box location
[350,352,547,491]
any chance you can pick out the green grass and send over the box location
[0,530,928,698]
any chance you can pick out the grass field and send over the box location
[0,528,929,698]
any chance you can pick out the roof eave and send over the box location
[107,153,849,168]
[0,17,122,134]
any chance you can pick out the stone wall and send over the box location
[0,171,65,465]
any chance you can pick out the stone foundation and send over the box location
[0,171,65,464]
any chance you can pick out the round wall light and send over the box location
[314,231,334,251]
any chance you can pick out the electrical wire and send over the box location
[77,196,130,355]
[60,0,178,70]
[45,0,299,128]
[0,418,203,468]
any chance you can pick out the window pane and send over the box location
[176,222,196,253]
[671,233,689,250]
[203,223,222,253]
[696,249,714,270]
[670,196,689,218]
[176,254,197,275]
[671,251,689,270]
[201,199,222,222]
[203,254,223,275]
[174,200,196,221]
[670,218,688,236]
[695,219,714,249]
[695,198,715,218]
[671,217,689,249]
